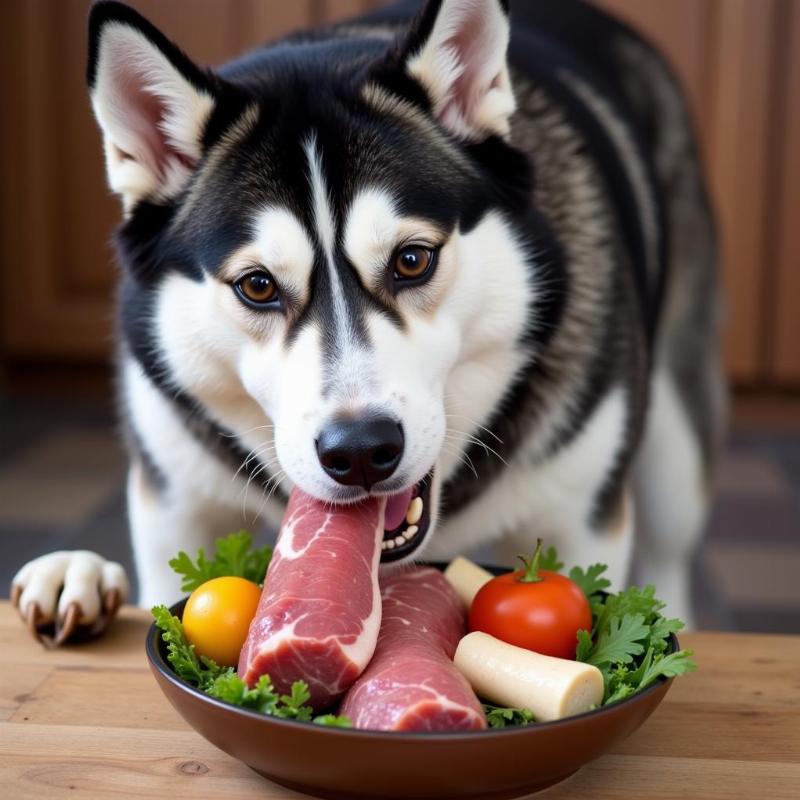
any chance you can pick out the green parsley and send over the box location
[152,603,351,727]
[571,561,696,704]
[569,563,612,599]
[537,545,564,573]
[151,604,224,689]
[483,703,536,728]
[168,531,272,592]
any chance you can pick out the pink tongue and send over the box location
[384,487,413,531]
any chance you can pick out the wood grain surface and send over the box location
[1,602,799,799]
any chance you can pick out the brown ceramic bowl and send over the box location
[146,565,677,800]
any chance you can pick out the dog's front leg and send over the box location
[127,459,249,608]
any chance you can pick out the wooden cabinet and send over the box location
[0,0,319,362]
[1,0,797,386]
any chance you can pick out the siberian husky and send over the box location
[13,0,725,632]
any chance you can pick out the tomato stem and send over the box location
[517,538,545,583]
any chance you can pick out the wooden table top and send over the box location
[1,600,799,800]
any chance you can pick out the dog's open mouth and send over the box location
[379,470,433,562]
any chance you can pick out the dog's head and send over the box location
[89,0,538,561]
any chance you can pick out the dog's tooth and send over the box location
[406,497,423,525]
[386,540,395,550]
[394,534,407,546]
[405,525,419,538]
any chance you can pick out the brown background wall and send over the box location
[1,0,798,387]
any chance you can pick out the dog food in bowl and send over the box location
[148,564,685,799]
[148,513,694,798]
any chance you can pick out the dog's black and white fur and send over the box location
[13,0,725,628]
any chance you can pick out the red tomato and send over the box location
[468,542,591,660]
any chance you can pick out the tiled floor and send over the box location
[1,388,798,632]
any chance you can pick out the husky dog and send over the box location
[13,0,724,631]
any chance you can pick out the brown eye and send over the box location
[235,271,278,307]
[393,245,436,282]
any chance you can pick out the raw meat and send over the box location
[237,488,384,710]
[340,567,487,731]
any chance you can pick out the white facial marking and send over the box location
[304,135,353,345]
[249,206,315,298]
[344,188,399,282]
[344,187,445,290]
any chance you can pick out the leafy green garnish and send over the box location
[169,531,272,592]
[600,644,697,704]
[279,681,314,721]
[633,647,697,690]
[152,605,352,727]
[647,616,685,654]
[538,546,564,573]
[313,714,354,727]
[151,604,225,689]
[575,627,593,663]
[602,676,637,705]
[206,672,279,714]
[566,558,697,706]
[483,704,536,728]
[568,563,612,599]
[582,613,649,667]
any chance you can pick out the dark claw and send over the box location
[25,602,43,641]
[102,588,122,618]
[19,589,123,648]
[53,602,82,647]
[89,589,123,637]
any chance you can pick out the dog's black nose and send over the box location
[316,415,404,490]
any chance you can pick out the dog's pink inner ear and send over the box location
[91,22,214,199]
[110,63,175,178]
[407,0,514,140]
[438,6,500,132]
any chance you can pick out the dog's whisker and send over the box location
[238,454,281,516]
[233,441,277,482]
[253,469,287,524]
[444,428,508,466]
[443,413,504,444]
[221,423,275,439]
[446,450,479,480]
[439,441,479,480]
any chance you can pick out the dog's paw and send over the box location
[11,551,130,647]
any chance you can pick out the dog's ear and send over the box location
[376,0,515,141]
[87,1,218,212]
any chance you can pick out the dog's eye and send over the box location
[234,271,279,308]
[393,245,436,283]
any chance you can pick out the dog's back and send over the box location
[500,1,725,616]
